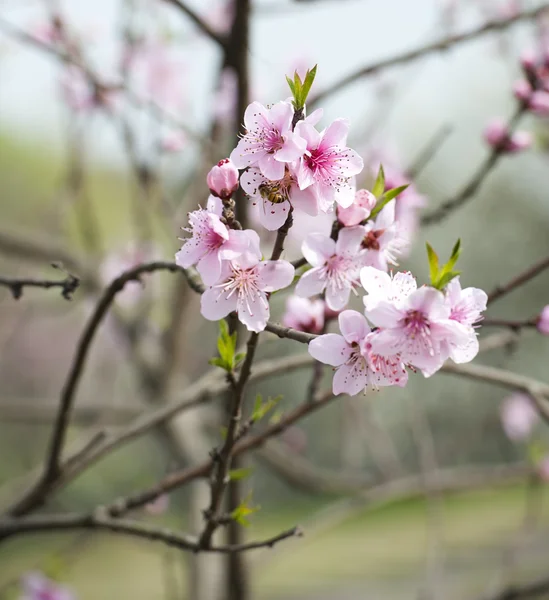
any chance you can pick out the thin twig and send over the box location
[421,104,526,225]
[0,513,301,554]
[487,255,549,305]
[310,4,549,105]
[0,270,79,300]
[161,0,227,48]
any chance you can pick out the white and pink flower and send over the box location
[230,101,306,180]
[357,201,408,272]
[282,296,325,334]
[294,118,363,210]
[21,572,75,600]
[308,310,407,396]
[337,188,376,227]
[200,254,294,332]
[240,167,319,231]
[295,227,365,311]
[361,269,468,375]
[175,197,254,285]
[500,393,538,442]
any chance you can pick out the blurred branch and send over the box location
[407,124,453,179]
[0,269,79,300]
[421,104,526,226]
[161,0,227,48]
[487,254,549,305]
[0,513,301,554]
[310,4,549,105]
[482,575,549,600]
[264,322,316,343]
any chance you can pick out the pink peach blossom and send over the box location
[207,158,239,199]
[200,254,294,332]
[337,189,377,227]
[295,227,365,311]
[230,101,307,180]
[308,310,407,395]
[500,393,538,441]
[294,118,363,210]
[282,296,325,334]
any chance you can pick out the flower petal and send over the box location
[320,118,349,149]
[326,283,352,312]
[196,250,222,285]
[295,267,326,298]
[237,290,269,332]
[308,334,350,366]
[333,361,369,396]
[290,185,320,216]
[336,225,367,256]
[239,167,265,197]
[258,153,285,180]
[258,198,291,231]
[200,286,238,321]
[302,233,335,266]
[338,309,370,344]
[256,260,295,292]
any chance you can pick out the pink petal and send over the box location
[175,243,204,269]
[237,290,269,332]
[243,229,262,260]
[448,330,479,363]
[207,195,223,216]
[342,149,364,177]
[275,131,307,162]
[326,284,352,312]
[295,122,321,149]
[304,107,323,126]
[290,185,320,216]
[365,301,403,329]
[219,230,251,260]
[200,286,238,321]
[320,118,349,149]
[243,101,269,131]
[336,225,367,257]
[296,157,315,190]
[268,101,293,133]
[208,213,230,241]
[256,260,295,292]
[258,198,291,231]
[338,204,369,227]
[230,137,263,169]
[258,153,285,180]
[239,167,265,197]
[302,233,335,266]
[407,287,449,320]
[392,272,417,300]
[295,267,326,298]
[338,309,370,344]
[196,250,222,285]
[308,334,350,366]
[360,266,391,297]
[333,361,369,396]
[333,184,355,209]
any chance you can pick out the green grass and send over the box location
[0,484,548,599]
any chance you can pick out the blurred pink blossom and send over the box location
[161,130,187,153]
[282,296,325,334]
[483,118,531,153]
[145,494,170,515]
[537,305,549,335]
[500,393,538,441]
[337,189,376,227]
[21,572,75,600]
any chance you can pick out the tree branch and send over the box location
[0,513,301,554]
[309,4,549,106]
[0,270,79,300]
[487,254,549,305]
[161,0,227,49]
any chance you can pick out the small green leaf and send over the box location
[286,75,295,95]
[252,394,282,423]
[299,64,317,106]
[372,164,385,198]
[229,467,254,481]
[381,184,409,203]
[209,357,227,369]
[436,270,461,290]
[230,493,260,526]
[426,243,439,287]
[219,319,229,338]
[269,410,283,425]
[234,352,246,366]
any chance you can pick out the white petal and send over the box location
[308,334,350,366]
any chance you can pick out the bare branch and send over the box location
[310,4,549,105]
[161,0,227,49]
[487,255,549,305]
[421,104,526,226]
[0,513,301,554]
[482,575,549,600]
[0,270,79,300]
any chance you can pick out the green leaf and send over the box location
[229,467,254,481]
[436,270,461,290]
[286,75,295,96]
[230,493,260,526]
[252,394,282,423]
[209,357,227,369]
[269,410,283,425]
[299,64,317,106]
[381,184,409,203]
[219,319,229,338]
[426,243,439,287]
[234,352,246,366]
[372,164,385,198]
[445,238,461,272]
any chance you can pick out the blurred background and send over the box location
[1,0,549,599]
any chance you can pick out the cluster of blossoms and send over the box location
[483,44,549,153]
[308,270,487,395]
[176,73,489,395]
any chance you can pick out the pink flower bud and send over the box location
[483,119,531,153]
[520,49,538,75]
[337,189,377,226]
[513,79,532,102]
[500,393,538,442]
[529,90,549,115]
[537,305,549,335]
[207,158,239,199]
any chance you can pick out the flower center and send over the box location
[361,229,384,251]
[216,265,268,316]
